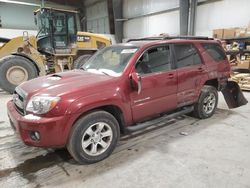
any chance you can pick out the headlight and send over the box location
[26,96,60,114]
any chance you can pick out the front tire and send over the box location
[67,111,120,164]
[0,55,38,93]
[193,85,218,119]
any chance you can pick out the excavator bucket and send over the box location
[221,81,248,109]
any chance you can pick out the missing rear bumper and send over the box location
[221,81,248,109]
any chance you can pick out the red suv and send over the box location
[7,36,247,164]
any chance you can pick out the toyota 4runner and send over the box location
[7,36,247,164]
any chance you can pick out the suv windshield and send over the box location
[83,46,138,77]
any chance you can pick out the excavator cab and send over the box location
[34,8,78,54]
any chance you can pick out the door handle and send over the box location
[198,67,205,72]
[167,73,174,79]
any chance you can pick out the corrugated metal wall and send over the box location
[196,0,250,36]
[123,0,250,40]
[2,0,249,40]
[0,2,37,30]
[85,0,110,34]
[0,0,76,30]
[0,0,77,39]
[123,0,179,18]
[123,0,179,39]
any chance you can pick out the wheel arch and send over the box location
[70,104,126,135]
[204,79,219,90]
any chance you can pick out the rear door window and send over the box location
[202,43,227,61]
[173,44,202,68]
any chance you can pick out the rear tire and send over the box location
[0,55,38,93]
[193,85,218,119]
[73,54,92,69]
[67,111,120,164]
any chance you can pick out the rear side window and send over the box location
[202,43,227,61]
[174,44,202,68]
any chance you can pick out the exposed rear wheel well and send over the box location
[204,79,218,90]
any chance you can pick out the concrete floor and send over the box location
[0,89,250,188]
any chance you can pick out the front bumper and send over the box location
[7,100,71,147]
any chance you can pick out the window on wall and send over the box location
[136,45,171,74]
[174,44,202,68]
[202,43,227,62]
[86,1,110,34]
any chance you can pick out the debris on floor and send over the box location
[179,131,189,136]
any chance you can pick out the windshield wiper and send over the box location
[80,67,86,71]
[85,68,110,76]
[99,70,110,76]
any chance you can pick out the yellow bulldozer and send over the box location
[0,7,111,93]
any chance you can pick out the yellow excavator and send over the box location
[0,7,111,93]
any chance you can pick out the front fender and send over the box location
[65,91,132,126]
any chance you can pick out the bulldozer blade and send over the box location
[221,81,248,109]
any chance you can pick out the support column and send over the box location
[189,0,197,35]
[179,0,189,35]
[107,0,115,35]
[111,0,123,42]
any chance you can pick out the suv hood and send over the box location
[19,70,115,98]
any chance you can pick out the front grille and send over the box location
[13,87,27,116]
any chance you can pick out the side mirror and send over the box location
[130,72,142,94]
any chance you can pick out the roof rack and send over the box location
[127,36,214,42]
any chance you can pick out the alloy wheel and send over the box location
[203,93,216,114]
[81,122,113,156]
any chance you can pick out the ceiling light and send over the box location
[0,0,40,6]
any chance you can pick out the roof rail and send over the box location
[127,35,214,42]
